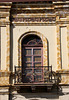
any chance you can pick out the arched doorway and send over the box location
[21,35,43,83]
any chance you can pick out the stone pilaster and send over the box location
[6,24,10,71]
[67,25,69,68]
[56,25,61,70]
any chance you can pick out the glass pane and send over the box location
[25,49,32,55]
[34,75,42,82]
[24,63,32,67]
[34,56,41,62]
[33,49,41,55]
[25,69,32,75]
[34,66,41,69]
[34,69,42,74]
[29,41,36,45]
[25,56,32,62]
[34,63,41,67]
[24,75,32,83]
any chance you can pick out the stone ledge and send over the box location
[0,84,11,87]
[0,87,9,95]
[0,70,11,78]
[56,69,69,74]
[0,70,11,72]
[0,88,9,92]
[59,83,69,86]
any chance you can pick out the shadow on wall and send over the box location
[10,25,13,72]
[10,92,65,100]
[10,25,13,85]
[10,93,59,100]
[47,40,49,66]
[20,93,59,99]
[10,84,69,100]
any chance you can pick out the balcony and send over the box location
[14,66,59,92]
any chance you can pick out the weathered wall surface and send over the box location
[0,1,69,100]
[0,1,69,85]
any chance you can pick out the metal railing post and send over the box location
[15,66,16,83]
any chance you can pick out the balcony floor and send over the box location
[14,82,55,87]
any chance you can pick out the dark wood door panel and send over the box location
[22,47,43,83]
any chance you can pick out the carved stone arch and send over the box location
[18,31,48,66]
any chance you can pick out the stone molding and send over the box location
[0,2,69,25]
[0,71,11,86]
[56,69,69,74]
[0,71,11,75]
[0,87,9,95]
[12,17,56,23]
[18,31,48,66]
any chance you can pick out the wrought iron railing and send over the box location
[14,66,59,84]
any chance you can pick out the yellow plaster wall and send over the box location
[12,25,57,71]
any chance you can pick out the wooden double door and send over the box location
[22,47,44,83]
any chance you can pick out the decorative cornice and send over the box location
[12,17,56,23]
[0,0,69,2]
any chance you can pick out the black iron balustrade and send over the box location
[15,66,22,83]
[14,66,59,84]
